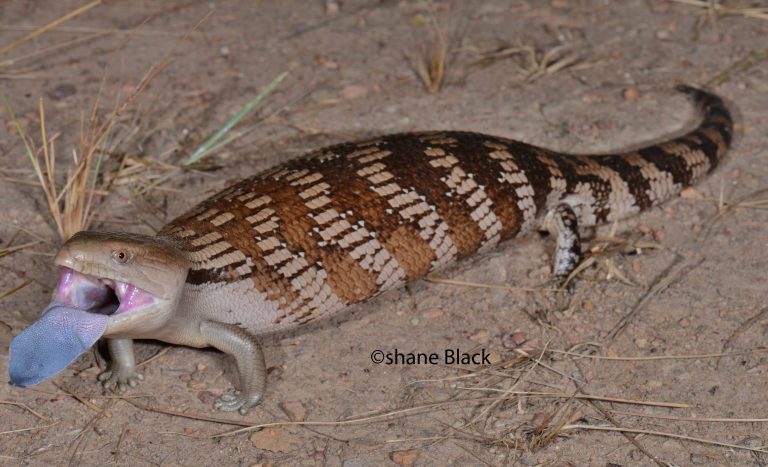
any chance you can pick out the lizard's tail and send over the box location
[547,85,735,226]
[620,85,734,200]
[674,84,734,170]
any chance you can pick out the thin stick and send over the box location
[610,408,768,423]
[0,400,50,421]
[136,347,171,368]
[0,1,102,55]
[575,380,664,466]
[0,422,59,436]
[52,382,111,417]
[0,25,202,37]
[455,387,689,409]
[0,32,109,68]
[123,398,254,427]
[0,241,39,258]
[212,396,531,438]
[547,347,768,361]
[722,304,768,352]
[606,254,700,343]
[426,276,565,293]
[563,424,768,454]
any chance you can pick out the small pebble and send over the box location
[421,307,443,320]
[470,329,490,344]
[279,400,307,421]
[680,187,703,200]
[317,55,339,69]
[389,449,420,467]
[487,351,501,364]
[250,427,300,452]
[623,87,640,102]
[325,0,340,15]
[501,330,527,349]
[678,318,690,328]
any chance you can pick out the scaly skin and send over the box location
[43,86,732,414]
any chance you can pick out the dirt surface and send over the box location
[1,1,767,465]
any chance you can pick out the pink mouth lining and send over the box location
[55,267,155,315]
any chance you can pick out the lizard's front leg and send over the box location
[98,338,144,392]
[199,320,266,415]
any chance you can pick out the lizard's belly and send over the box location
[178,280,345,334]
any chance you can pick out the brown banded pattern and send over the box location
[157,85,732,330]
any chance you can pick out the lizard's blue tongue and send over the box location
[8,302,108,387]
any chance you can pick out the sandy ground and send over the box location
[1,1,767,466]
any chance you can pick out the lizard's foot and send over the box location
[98,366,143,393]
[214,389,263,415]
[541,201,582,311]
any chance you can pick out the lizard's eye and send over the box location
[111,249,133,264]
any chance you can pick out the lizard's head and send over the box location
[53,231,189,336]
[8,231,188,388]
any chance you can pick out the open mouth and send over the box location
[55,267,156,316]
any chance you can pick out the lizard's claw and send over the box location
[214,389,262,415]
[98,367,144,393]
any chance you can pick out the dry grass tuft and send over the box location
[3,96,113,242]
[465,39,591,84]
[518,43,584,83]
[2,13,213,241]
[112,70,288,197]
[410,2,451,93]
[704,186,768,232]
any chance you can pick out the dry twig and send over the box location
[0,1,101,55]
[411,3,451,93]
